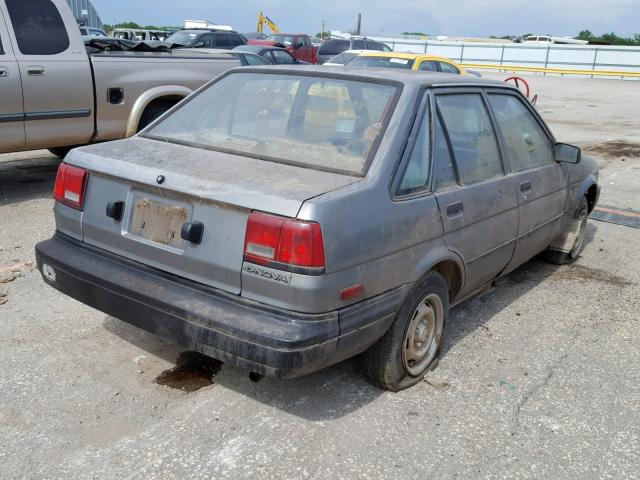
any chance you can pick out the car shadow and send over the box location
[102,223,598,421]
[0,152,61,206]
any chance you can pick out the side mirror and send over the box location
[193,41,205,48]
[555,143,581,164]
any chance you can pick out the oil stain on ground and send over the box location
[552,264,634,287]
[585,141,640,158]
[156,351,223,393]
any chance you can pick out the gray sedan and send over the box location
[36,67,599,391]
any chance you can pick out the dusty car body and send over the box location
[36,67,599,391]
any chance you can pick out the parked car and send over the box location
[233,44,308,64]
[165,29,246,49]
[248,33,318,63]
[316,37,391,64]
[36,66,599,391]
[243,32,268,40]
[176,48,270,66]
[80,26,108,38]
[112,29,172,41]
[323,49,379,66]
[0,0,258,156]
[346,52,470,75]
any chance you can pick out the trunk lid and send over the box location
[69,137,360,294]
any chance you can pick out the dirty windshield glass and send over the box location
[144,73,397,175]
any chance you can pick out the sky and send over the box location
[94,0,639,37]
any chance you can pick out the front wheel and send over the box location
[543,197,589,265]
[363,271,448,391]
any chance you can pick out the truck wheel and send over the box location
[48,147,72,158]
[363,271,448,391]
[137,100,177,132]
[543,197,589,265]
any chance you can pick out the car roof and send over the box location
[229,65,505,87]
[357,52,458,63]
[234,45,264,52]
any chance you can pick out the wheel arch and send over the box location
[125,85,193,137]
[411,248,466,303]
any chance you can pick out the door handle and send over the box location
[27,66,45,76]
[520,181,532,192]
[446,201,464,217]
[0,67,8,77]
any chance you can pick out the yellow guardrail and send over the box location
[461,63,640,78]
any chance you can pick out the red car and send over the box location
[248,33,318,64]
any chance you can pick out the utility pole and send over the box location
[321,19,325,41]
[356,13,362,36]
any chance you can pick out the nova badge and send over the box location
[243,265,290,284]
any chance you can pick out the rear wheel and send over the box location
[363,271,448,391]
[137,100,178,132]
[48,147,73,158]
[544,197,589,265]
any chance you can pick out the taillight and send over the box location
[53,163,89,210]
[244,212,325,272]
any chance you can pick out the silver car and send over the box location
[36,67,599,391]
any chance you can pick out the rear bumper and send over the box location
[35,233,407,378]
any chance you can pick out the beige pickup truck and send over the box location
[0,0,265,156]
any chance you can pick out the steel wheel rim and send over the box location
[403,293,444,376]
[570,208,588,258]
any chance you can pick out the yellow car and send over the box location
[346,52,471,75]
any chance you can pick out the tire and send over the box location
[543,197,589,265]
[48,147,73,158]
[363,271,449,392]
[137,100,176,132]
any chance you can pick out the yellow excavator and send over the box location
[257,12,280,34]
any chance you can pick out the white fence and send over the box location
[370,37,640,79]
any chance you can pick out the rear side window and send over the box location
[488,94,554,172]
[319,40,348,56]
[399,103,431,195]
[0,36,4,55]
[368,41,391,52]
[6,0,70,55]
[145,73,398,175]
[214,33,231,48]
[433,114,457,190]
[242,53,269,65]
[439,62,460,74]
[352,39,367,49]
[229,34,245,47]
[418,61,439,72]
[436,94,503,184]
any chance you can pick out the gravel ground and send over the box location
[0,74,639,479]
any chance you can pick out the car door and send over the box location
[0,6,25,153]
[432,91,520,295]
[487,90,569,272]
[4,0,94,150]
[292,35,311,62]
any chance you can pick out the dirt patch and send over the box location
[553,264,634,288]
[155,351,223,393]
[585,141,640,158]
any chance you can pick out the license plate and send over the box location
[130,198,188,248]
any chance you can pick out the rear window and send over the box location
[267,35,296,46]
[318,39,349,56]
[6,0,70,55]
[144,73,398,175]
[348,56,414,69]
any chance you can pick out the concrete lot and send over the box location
[1,74,639,479]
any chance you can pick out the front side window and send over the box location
[145,73,397,175]
[439,62,460,74]
[348,56,414,69]
[271,50,295,64]
[215,34,232,48]
[6,0,70,55]
[399,103,431,195]
[488,93,554,172]
[436,94,502,184]
[319,40,348,56]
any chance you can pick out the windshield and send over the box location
[166,31,198,45]
[267,35,296,46]
[347,56,414,69]
[144,73,398,175]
